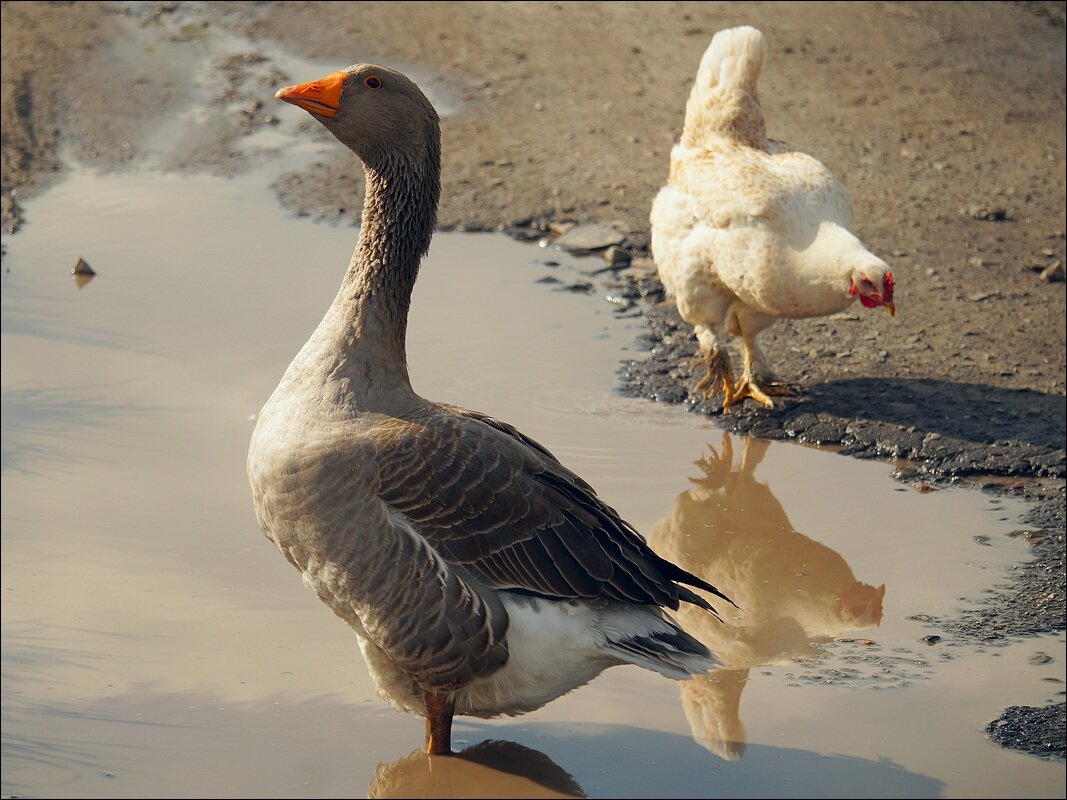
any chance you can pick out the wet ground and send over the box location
[514,218,1067,765]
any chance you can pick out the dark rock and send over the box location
[985,703,1066,761]
[603,245,632,268]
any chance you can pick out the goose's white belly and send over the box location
[359,594,621,718]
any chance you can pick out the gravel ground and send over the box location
[2,0,1064,761]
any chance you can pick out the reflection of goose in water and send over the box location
[647,433,885,760]
[368,739,585,799]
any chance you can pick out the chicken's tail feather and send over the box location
[696,25,766,95]
[682,26,768,149]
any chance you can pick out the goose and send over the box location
[247,64,731,755]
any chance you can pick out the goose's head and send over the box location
[275,64,439,167]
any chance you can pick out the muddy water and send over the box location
[2,160,1064,800]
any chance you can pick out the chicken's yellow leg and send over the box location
[731,334,797,409]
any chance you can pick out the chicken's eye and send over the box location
[365,76,382,90]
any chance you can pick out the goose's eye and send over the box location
[365,76,382,90]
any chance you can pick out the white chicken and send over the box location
[650,26,896,411]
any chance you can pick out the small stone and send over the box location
[554,223,625,251]
[1039,261,1064,283]
[965,205,1009,221]
[603,245,632,268]
[921,635,942,645]
[560,281,594,294]
[72,257,95,276]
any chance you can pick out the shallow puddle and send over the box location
[2,155,1064,799]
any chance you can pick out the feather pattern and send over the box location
[651,26,895,410]
[249,64,730,739]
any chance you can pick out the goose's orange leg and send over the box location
[423,690,456,755]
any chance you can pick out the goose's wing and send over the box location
[374,403,731,614]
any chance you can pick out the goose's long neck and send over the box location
[324,142,441,396]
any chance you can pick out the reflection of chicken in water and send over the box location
[368,739,585,799]
[647,434,885,760]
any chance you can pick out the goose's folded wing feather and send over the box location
[374,404,730,613]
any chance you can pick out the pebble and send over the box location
[965,205,1009,221]
[560,281,594,294]
[553,223,625,251]
[1039,261,1064,283]
[603,245,632,268]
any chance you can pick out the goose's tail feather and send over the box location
[601,605,719,680]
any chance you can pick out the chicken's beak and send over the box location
[275,70,346,118]
[885,301,896,317]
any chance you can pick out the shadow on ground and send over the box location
[622,347,1065,479]
[721,377,1066,479]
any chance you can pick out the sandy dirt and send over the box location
[4,1,1065,399]
[2,0,1064,760]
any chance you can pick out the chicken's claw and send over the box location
[729,379,776,409]
[691,348,735,409]
[728,378,799,410]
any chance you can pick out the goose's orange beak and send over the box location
[275,70,346,118]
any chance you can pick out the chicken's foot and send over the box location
[692,348,735,409]
[728,378,797,410]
